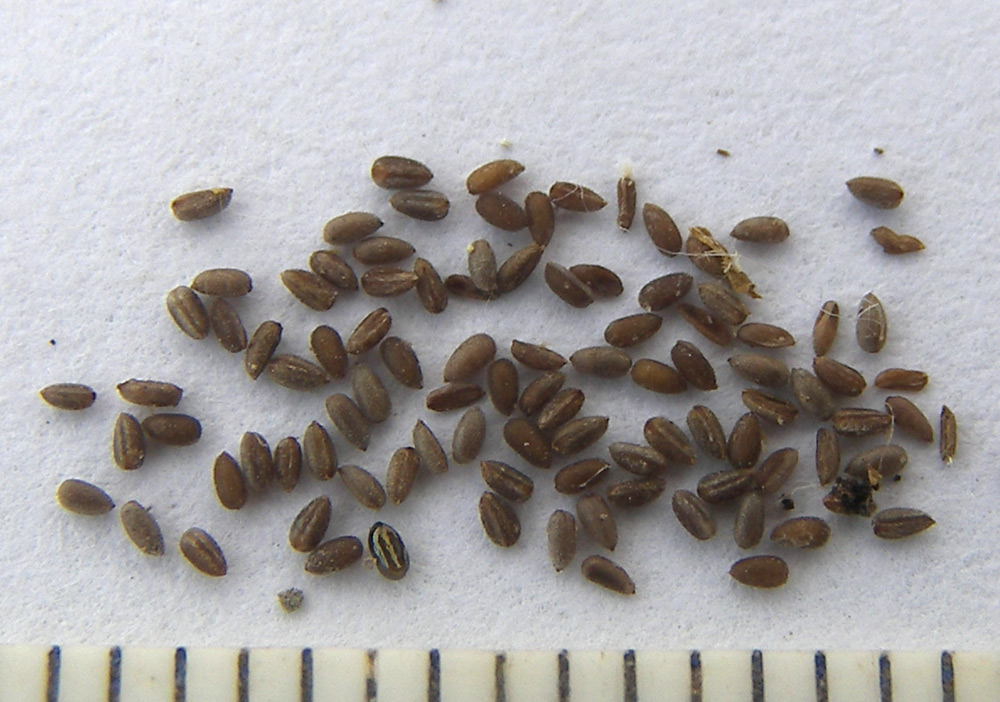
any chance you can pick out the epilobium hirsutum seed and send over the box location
[884,396,934,443]
[728,353,790,387]
[846,444,908,483]
[872,508,936,539]
[678,304,733,346]
[569,346,632,378]
[536,388,585,431]
[170,188,232,221]
[815,428,840,486]
[580,555,635,595]
[525,191,555,247]
[303,421,338,481]
[486,359,519,416]
[604,313,662,348]
[142,413,202,446]
[479,491,521,547]
[304,536,363,574]
[245,321,282,380]
[289,496,332,552]
[360,267,419,297]
[502,417,551,468]
[856,292,887,353]
[639,272,692,311]
[213,451,247,510]
[191,268,252,297]
[630,360,687,394]
[39,383,95,410]
[280,270,337,311]
[671,340,717,391]
[350,364,391,424]
[741,389,799,426]
[413,257,448,313]
[466,159,524,194]
[179,528,227,576]
[113,413,145,471]
[644,417,697,465]
[338,465,386,510]
[737,323,795,349]
[790,368,836,420]
[726,413,763,470]
[511,340,566,371]
[549,182,606,212]
[380,336,423,389]
[371,156,433,190]
[353,236,415,265]
[846,176,904,209]
[547,510,577,572]
[770,516,831,549]
[569,264,624,298]
[209,298,247,352]
[554,458,610,494]
[274,437,302,493]
[444,333,497,382]
[310,325,347,379]
[386,447,419,505]
[754,448,799,494]
[577,492,617,551]
[616,175,636,230]
[240,431,274,490]
[733,490,765,549]
[475,193,528,231]
[266,355,331,390]
[686,227,759,298]
[940,406,957,464]
[831,408,892,437]
[322,212,384,245]
[642,203,682,256]
[56,479,114,515]
[813,301,839,356]
[697,469,757,504]
[875,368,928,391]
[870,226,925,254]
[686,405,727,460]
[730,216,789,243]
[309,250,359,290]
[729,555,789,589]
[606,477,666,508]
[812,356,866,397]
[116,379,182,407]
[452,407,487,464]
[389,189,450,221]
[481,460,534,503]
[119,501,164,556]
[518,371,565,415]
[496,243,544,294]
[165,286,209,340]
[671,490,717,540]
[325,394,371,451]
[551,416,609,455]
[346,308,391,355]
[544,263,594,308]
[425,382,485,412]
[368,522,409,580]
[608,442,669,477]
[413,420,449,475]
[698,282,749,325]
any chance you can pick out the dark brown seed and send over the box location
[350,364,391,424]
[940,406,957,464]
[467,159,524,194]
[822,476,876,516]
[389,189,450,221]
[445,274,497,301]
[486,359,519,416]
[856,292,887,353]
[339,465,386,510]
[875,368,928,391]
[606,477,666,508]
[604,313,662,348]
[679,304,733,346]
[310,326,348,379]
[671,340,717,391]
[56,479,114,515]
[687,405,727,460]
[511,340,566,371]
[245,321,282,380]
[730,216,789,243]
[113,413,145,471]
[240,431,273,490]
[885,396,933,443]
[832,408,892,437]
[305,536,364,574]
[281,269,338,311]
[790,368,836,420]
[116,379,182,407]
[549,181,606,212]
[569,346,632,377]
[581,555,635,595]
[846,176,904,209]
[697,469,757,504]
[379,337,423,389]
[518,371,566,415]
[728,353,790,387]
[274,437,302,493]
[503,417,551,468]
[846,445,908,483]
[475,193,528,231]
[812,357,866,397]
[813,301,839,356]
[727,413,763,470]
[289,496,332,552]
[444,333,497,382]
[209,298,247,352]
[733,491,765,549]
[544,262,594,308]
[481,460,534,503]
[413,419,448,474]
[547,510,577,572]
[815,428,840,486]
[536,388,585,432]
[577,492,617,550]
[119,501,164,556]
[496,243,544,294]
[737,323,795,349]
[616,175,636,230]
[754,448,799,494]
[170,188,232,221]
[672,490,717,540]
[371,156,433,190]
[525,191,556,247]
[639,273,693,312]
[179,528,227,576]
[872,508,935,539]
[413,257,448,313]
[698,282,750,325]
[353,236,415,265]
[165,286,209,340]
[608,442,669,477]
[325,393,371,451]
[359,267,420,297]
[303,421,338,481]
[309,250,359,290]
[346,308,392,355]
[554,458,611,495]
[551,416,610,455]
[644,417,697,465]
[569,264,624,298]
[771,517,831,549]
[870,226,925,254]
[213,452,247,510]
[191,268,252,298]
[368,522,410,580]
[479,491,521,547]
[142,413,202,446]
[322,212,383,244]
[453,407,487,464]
[642,202,682,256]
[742,389,799,426]
[729,555,788,589]
[426,382,485,412]
[386,447,420,505]
[684,228,726,278]
[266,355,331,390]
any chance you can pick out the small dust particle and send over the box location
[277,588,304,613]
[716,149,731,157]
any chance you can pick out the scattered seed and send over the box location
[697,469,757,504]
[346,308,392,355]
[551,416,610,455]
[672,490,717,540]
[413,257,448,313]
[771,517,830,549]
[812,301,840,356]
[277,589,304,613]
[371,156,433,190]
[304,536,364,574]
[846,444,908,483]
[56,479,114,515]
[377,337,423,390]
[822,476,876,516]
[846,176,904,209]
[511,340,566,371]
[322,212,384,244]
[549,182,606,212]
[569,264,624,298]
[875,368,928,391]
[209,298,247,352]
[280,270,337,311]
[307,326,347,380]
[536,388,585,431]
[737,323,795,348]
[389,189,450,221]
[350,364,391,424]
[192,269,253,299]
[453,407,487,464]
[642,203,682,256]
[475,193,528,231]
[179,528,227,576]
[754,448,799,494]
[386,447,420,505]
[142,413,202,446]
[606,477,666,508]
[940,406,957,464]
[112,413,145,471]
[165,286,209,339]
[39,383,95,411]
[518,371,565,415]
[616,175,636,230]
[245,321,282,380]
[339,465,386,510]
[604,313,662,348]
[119,501,164,556]
[309,250,359,290]
[481,460,534,503]
[467,159,524,194]
[815,428,840,486]
[547,510,577,572]
[116,379,183,407]
[872,508,935,539]
[544,262,595,308]
[426,382,485,412]
[444,333,497,382]
[289,496,332,552]
[413,420,449,474]
[630,359,686,394]
[885,396,933,443]
[369,522,409,580]
[486,359,519,416]
[729,555,788,589]
[213,451,247,510]
[303,421,338,481]
[360,267,419,297]
[503,417,551,468]
[170,188,232,221]
[569,346,632,378]
[496,243,544,294]
[741,389,799,426]
[608,442,670,477]
[698,282,750,325]
[638,272,693,311]
[730,216,790,244]
[274,437,302,493]
[353,236,415,265]
[671,340,717,391]
[728,353,790,387]
[727,413,763,470]
[831,408,892,437]
[686,405,727,460]
[870,226,925,254]
[240,431,274,490]
[733,490,765,549]
[686,227,759,298]
[790,368,836,420]
[266,354,331,390]
[525,191,555,246]
[554,458,611,495]
[856,292,887,353]
[581,555,635,595]
[812,356,866,397]
[445,274,497,301]
[325,393,371,451]
[577,492,617,550]
[678,304,733,346]
[644,417,697,465]
[479,491,521,547]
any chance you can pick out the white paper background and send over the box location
[2,0,998,651]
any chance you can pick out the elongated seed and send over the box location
[754,448,799,494]
[679,304,733,346]
[554,458,610,495]
[812,356,866,397]
[179,528,227,576]
[856,292,887,353]
[885,396,933,442]
[371,156,433,190]
[604,313,662,348]
[503,417,551,468]
[642,203,682,256]
[209,298,247,352]
[322,212,383,244]
[875,368,928,391]
[281,269,337,311]
[289,496,332,552]
[413,257,448,313]
[303,421,338,481]
[727,413,763,470]
[170,188,232,221]
[386,447,419,505]
[616,175,636,230]
[552,416,609,455]
[728,353,790,387]
[609,442,669,477]
[475,193,528,231]
[638,272,692,311]
[581,555,635,595]
[413,419,449,474]
[742,389,799,426]
[846,444,908,483]
[113,413,145,471]
[496,243,544,294]
[815,428,840,486]
[353,236,415,265]
[479,491,521,547]
[570,346,632,377]
[467,159,524,194]
[729,555,788,588]
[570,264,624,298]
[360,267,419,297]
[544,262,594,308]
[339,465,386,510]
[737,323,795,348]
[191,268,252,297]
[630,359,686,394]
[687,405,727,460]
[467,239,499,294]
[846,176,904,209]
[142,413,201,445]
[577,492,617,550]
[771,517,831,548]
[379,337,423,389]
[119,501,164,556]
[813,301,839,356]
[165,286,209,339]
[871,226,925,254]
[346,308,391,355]
[351,364,391,424]
[511,340,566,371]
[368,522,409,580]
[305,536,363,574]
[452,407,487,464]
[525,191,555,246]
[644,417,696,465]
[426,382,485,412]
[213,451,247,509]
[698,282,749,325]
[790,368,836,420]
[832,408,892,437]
[872,508,935,539]
[672,490,717,540]
[245,321,282,380]
[537,388,585,431]
[325,393,371,451]
[116,379,182,407]
[240,431,273,490]
[671,340,717,390]
[274,437,302,493]
[481,460,534,503]
[444,333,497,382]
[548,510,577,572]
[684,227,725,277]
[519,371,565,415]
[733,490,765,549]
[309,250,358,290]
[309,326,347,379]
[731,216,789,243]
[549,181,606,211]
[56,479,114,515]
[389,189,450,221]
[940,406,957,464]
[486,359,518,416]
[606,477,666,508]
[697,469,756,504]
[266,355,331,390]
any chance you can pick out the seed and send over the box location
[426,382,485,412]
[846,445,908,483]
[822,476,876,516]
[274,437,302,493]
[179,528,227,576]
[616,175,637,230]
[170,188,232,221]
[240,431,273,490]
[671,490,717,540]
[940,406,957,464]
[389,189,450,221]
[730,216,790,243]
[38,383,95,411]
[872,508,935,539]
[191,268,253,298]
[569,264,624,298]
[812,357,866,397]
[453,407,487,464]
[309,250,359,290]
[266,354,331,390]
[686,227,759,298]
[116,379,183,407]
[870,226,925,254]
[686,405,727,460]
[770,517,831,549]
[303,421,338,481]
[790,368,836,420]
[165,286,209,339]
[346,307,392,355]
[547,510,577,572]
[729,556,788,589]
[644,417,697,465]
[325,393,371,451]
[376,337,423,390]
[245,321,283,380]
[386,447,420,505]
[815,428,840,486]
[536,388,585,431]
[733,490,765,549]
[544,262,595,308]
[350,364,391,424]
[503,417,551,468]
[846,176,904,209]
[604,313,662,348]
[671,340,717,391]
[581,555,635,595]
[856,292,887,353]
[353,236,415,265]
[554,458,610,495]
[496,243,544,294]
[322,211,384,244]
[549,181,606,212]
[831,408,892,437]
[213,451,247,510]
[56,479,114,515]
[642,202,682,256]
[209,298,247,352]
[486,359,519,416]
[727,413,763,470]
[551,416,610,455]
[754,448,799,494]
[678,304,733,346]
[741,389,799,426]
[111,413,145,471]
[142,413,201,446]
[413,257,449,313]
[577,492,617,550]
[444,333,497,382]
[519,371,566,415]
[475,193,528,231]
[510,340,566,371]
[360,267,420,297]
[875,368,928,391]
[629,359,686,395]
[697,469,757,504]
[413,420,449,475]
[698,282,750,325]
[289,496,332,552]
[569,346,632,377]
[277,589,304,613]
[309,325,347,379]
[467,159,525,194]
[479,491,521,547]
[446,274,496,301]
[728,353,790,387]
[481,460,534,503]
[606,477,666,508]
[304,536,364,574]
[371,156,433,189]
[885,396,933,443]
[368,522,410,580]
[280,269,337,311]
[525,191,556,246]
[813,301,840,356]
[737,323,795,348]
[638,272,693,312]
[609,442,669,477]
[339,465,387,510]
[119,501,164,556]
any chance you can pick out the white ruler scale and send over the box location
[2,646,997,702]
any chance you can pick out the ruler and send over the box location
[1,646,995,702]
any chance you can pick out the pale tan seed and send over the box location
[569,346,632,377]
[56,479,114,515]
[142,413,202,446]
[737,323,795,348]
[698,282,750,325]
[368,522,410,580]
[360,267,420,297]
[496,243,544,294]
[671,490,717,540]
[467,239,499,294]
[371,156,433,190]
[544,262,595,308]
[604,313,662,348]
[289,496,332,552]
[339,465,386,510]
[940,406,957,464]
[729,555,788,588]
[856,292,887,353]
[872,508,935,539]
[486,359,519,416]
[444,333,497,382]
[790,368,836,420]
[413,420,449,474]
[846,176,904,209]
[346,308,391,355]
[245,321,282,380]
[481,460,534,503]
[630,359,687,394]
[281,270,337,311]
[191,268,252,297]
[770,517,831,549]
[642,202,682,256]
[875,368,928,391]
[697,469,757,504]
[525,191,556,247]
[885,396,933,443]
[730,216,789,243]
[325,393,371,451]
[727,413,763,470]
[309,250,359,290]
[209,298,247,352]
[475,193,528,231]
[549,181,606,212]
[832,408,893,437]
[552,416,610,455]
[679,304,733,346]
[452,407,487,464]
[671,340,717,390]
[608,442,669,477]
[213,451,246,510]
[686,405,727,460]
[554,458,610,495]
[846,444,908,483]
[113,413,145,471]
[266,354,331,390]
[274,437,302,493]
[179,528,227,576]
[644,417,697,465]
[547,510,577,572]
[606,477,666,508]
[305,536,363,574]
[733,490,765,549]
[116,379,183,407]
[536,388,585,431]
[303,421,338,481]
[389,189,450,221]
[119,501,164,556]
[581,555,635,595]
[353,236,415,265]
[351,364,391,424]
[813,301,840,356]
[871,226,925,254]
[812,356,866,397]
[639,273,693,311]
[479,491,521,547]
[728,353,790,387]
[569,264,624,298]
[322,211,384,244]
[742,389,799,426]
[467,159,524,194]
[39,383,96,410]
[414,257,449,313]
[386,447,419,505]
[616,176,637,230]
[170,188,232,221]
[240,431,273,490]
[445,274,497,301]
[815,428,840,486]
[310,325,347,379]
[518,371,566,415]
[577,492,617,550]
[378,337,423,389]
[503,417,552,468]
[511,340,566,371]
[425,382,485,412]
[754,448,799,494]
[165,286,209,339]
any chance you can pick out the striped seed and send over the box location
[742,389,799,426]
[170,188,232,221]
[871,226,925,254]
[754,447,799,494]
[581,555,635,595]
[697,469,757,504]
[209,298,247,352]
[604,313,662,348]
[846,444,908,483]
[350,364,391,423]
[503,417,551,468]
[608,442,669,477]
[630,359,686,394]
[142,413,201,446]
[551,416,609,455]
[671,490,717,540]
[371,156,433,190]
[616,175,636,230]
[875,368,928,391]
[537,388,585,432]
[165,286,209,339]
[812,356,866,397]
[119,501,164,556]
[678,304,733,346]
[386,447,420,505]
[379,336,423,389]
[671,340,717,390]
[549,181,606,211]
[116,379,182,407]
[577,492,617,550]
[339,465,386,510]
[56,479,114,515]
[790,368,836,420]
[728,353,790,387]
[547,510,577,572]
[413,257,448,313]
[325,393,371,451]
[496,243,544,294]
[686,405,727,460]
[213,452,247,509]
[642,202,682,256]
[644,417,697,465]
[245,321,282,380]
[413,420,449,474]
[885,396,933,443]
[856,292,887,353]
[479,491,521,547]
[733,490,765,549]
[730,216,789,243]
[368,522,409,580]
[606,477,666,508]
[113,413,145,471]
[322,212,383,244]
[518,371,565,415]
[191,268,252,297]
[570,264,624,298]
[511,340,566,371]
[267,355,331,390]
[445,274,497,301]
[304,536,363,574]
[846,176,904,209]
[310,325,348,379]
[815,428,840,486]
[486,359,519,416]
[346,307,391,355]
[698,281,750,325]
[289,496,332,552]
[353,236,415,265]
[729,556,788,589]
[475,193,528,231]
[425,382,485,412]
[179,528,227,576]
[468,239,500,295]
[389,189,450,221]
[554,458,610,495]
[481,460,534,503]
[770,517,831,549]
[303,421,338,481]
[240,431,274,490]
[940,406,957,464]
[813,301,839,356]
[737,323,795,348]
[452,407,487,464]
[638,272,693,311]
[444,333,497,382]
[525,191,555,246]
[360,267,419,297]
[569,346,632,378]
[280,269,338,311]
[832,408,892,437]
[872,508,935,539]
[544,262,594,308]
[274,437,302,493]
[309,250,358,290]
[727,413,763,470]
[467,159,524,194]
[822,476,876,516]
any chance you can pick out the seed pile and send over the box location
[46,163,953,600]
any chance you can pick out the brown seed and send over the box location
[832,408,893,437]
[445,274,496,301]
[353,236,415,265]
[638,272,693,312]
[822,476,877,516]
[727,413,763,470]
[368,522,410,581]
[754,448,800,494]
[304,536,364,574]
[467,159,524,194]
[274,437,302,493]
[846,444,908,483]
[536,388,585,432]
[790,368,836,420]
[642,202,682,256]
[119,501,164,556]
[684,227,724,277]
[213,452,247,509]
[728,353,790,388]
[378,337,423,389]
[389,189,450,221]
[940,406,957,464]
[310,325,348,379]
[846,176,904,209]
[606,477,666,508]
[870,226,925,254]
[678,304,734,346]
[240,431,273,490]
[686,405,727,460]
[325,393,371,451]
[467,239,499,294]
[730,216,789,243]
[608,442,669,477]
[475,193,528,231]
[339,465,387,510]
[38,383,96,410]
[280,269,338,311]
[671,490,717,540]
[170,188,232,221]
[697,469,757,504]
[770,517,831,549]
[729,555,788,589]
[481,460,534,503]
[413,420,449,474]
[547,510,577,572]
[577,492,617,550]
[698,282,750,325]
[551,416,610,455]
[245,321,283,380]
[478,491,522,548]
[503,417,552,468]
[604,313,662,348]
[209,298,247,352]
[142,413,201,446]
[581,555,635,595]
[733,490,765,549]
[350,364,391,424]
[309,250,359,290]
[813,301,840,356]
[191,269,252,299]
[544,262,595,308]
[289,496,332,552]
[569,264,624,298]
[266,354,331,390]
[740,389,798,426]
[569,346,632,378]
[56,479,114,515]
[386,447,420,505]
[856,292,887,353]
[511,340,566,371]
[322,212,384,245]
[346,308,392,355]
[616,175,636,230]
[453,407,487,464]
[885,396,933,443]
[518,371,566,415]
[496,243,544,294]
[371,156,433,190]
[554,458,611,495]
[359,267,420,297]
[812,357,866,397]
[737,323,795,349]
[444,333,497,382]
[872,508,935,539]
[644,417,697,465]
[112,413,145,471]
[179,528,227,576]
[815,428,840,486]
[425,382,485,412]
[413,257,449,313]
[875,368,928,392]
[549,181,606,212]
[116,379,183,407]
[303,421,338,481]
[486,359,519,416]
[525,191,556,247]
[165,286,209,340]
[671,340,717,391]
